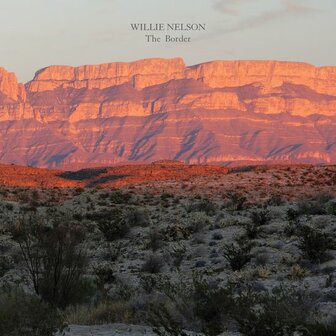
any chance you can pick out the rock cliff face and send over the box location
[26,58,186,92]
[0,58,336,168]
[0,67,24,102]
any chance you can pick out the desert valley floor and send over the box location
[0,162,336,336]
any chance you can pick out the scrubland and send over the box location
[0,165,336,335]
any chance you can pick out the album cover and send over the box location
[0,0,335,335]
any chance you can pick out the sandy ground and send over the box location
[63,324,155,336]
[63,324,241,336]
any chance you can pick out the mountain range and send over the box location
[1,57,336,168]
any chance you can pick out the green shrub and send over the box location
[191,276,233,335]
[187,198,217,216]
[5,203,14,211]
[188,212,210,233]
[63,300,135,325]
[148,277,325,336]
[104,241,122,261]
[266,194,285,206]
[250,209,271,227]
[0,255,14,277]
[286,208,300,222]
[147,227,164,252]
[298,225,335,262]
[222,239,252,271]
[141,254,164,274]
[109,190,132,204]
[11,213,89,308]
[284,221,299,237]
[94,264,115,284]
[0,288,65,336]
[225,192,247,211]
[150,303,188,336]
[326,201,336,216]
[305,320,336,335]
[169,243,186,270]
[96,208,130,241]
[197,199,217,216]
[75,187,85,194]
[150,273,233,336]
[163,225,191,242]
[284,208,301,237]
[246,221,261,239]
[297,194,333,216]
[244,209,270,239]
[140,274,160,294]
[233,286,316,336]
[124,206,149,227]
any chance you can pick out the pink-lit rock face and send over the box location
[186,60,336,96]
[26,58,186,92]
[26,59,336,96]
[1,58,336,168]
[0,67,26,102]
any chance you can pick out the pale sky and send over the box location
[0,0,335,82]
